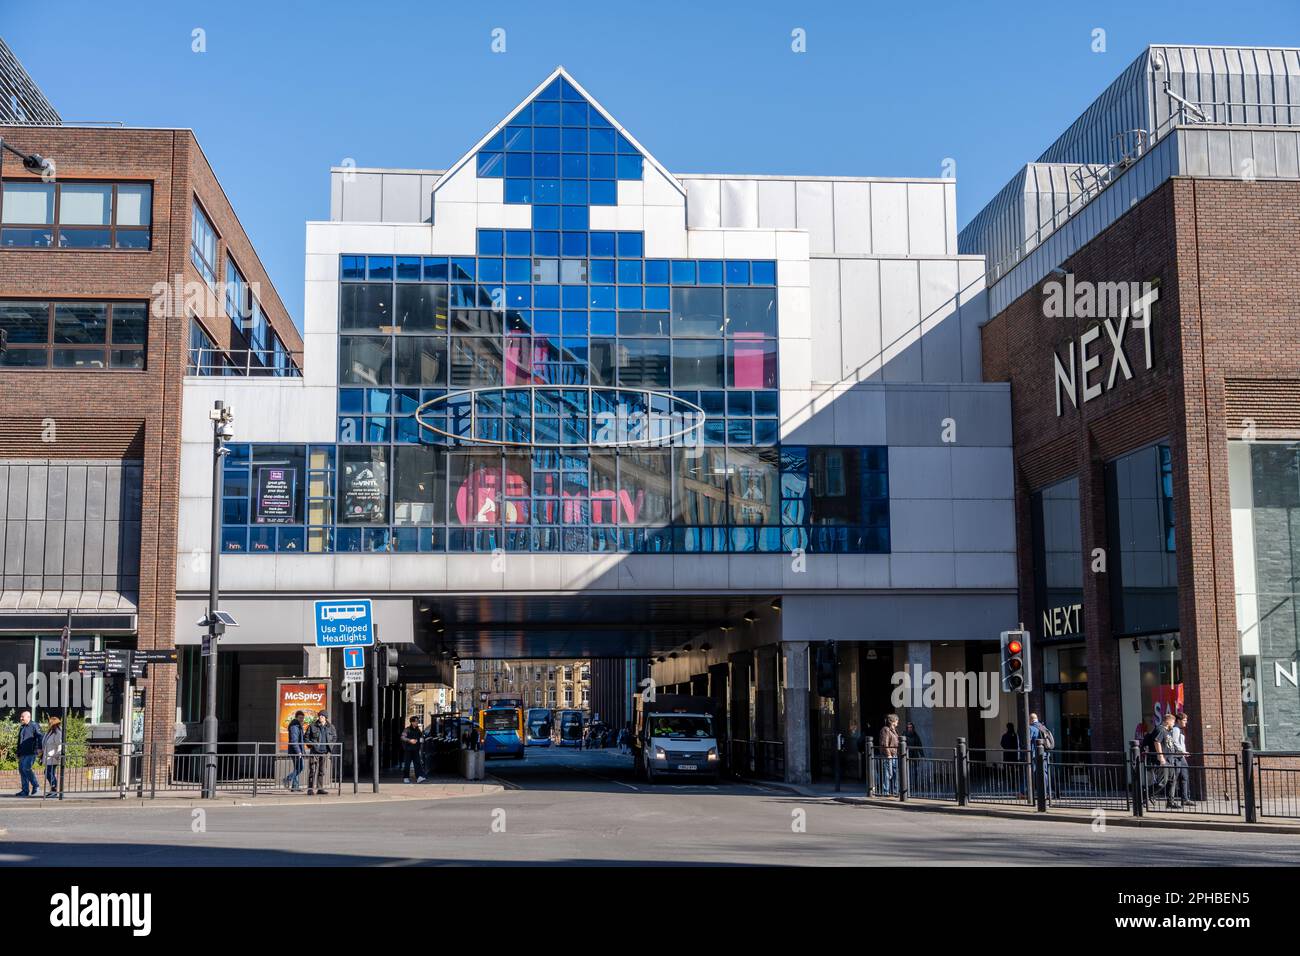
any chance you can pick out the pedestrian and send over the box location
[14,708,41,798]
[284,710,305,792]
[40,715,63,797]
[401,716,426,783]
[1140,713,1162,807]
[305,711,337,795]
[878,714,900,795]
[1028,712,1054,801]
[1151,711,1180,808]
[1169,711,1192,807]
[904,720,926,794]
[999,722,1018,764]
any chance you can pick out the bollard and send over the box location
[1129,740,1143,817]
[866,740,876,797]
[956,737,969,806]
[1034,740,1047,812]
[834,732,842,792]
[898,737,909,803]
[1242,741,1256,824]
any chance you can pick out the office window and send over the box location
[191,199,218,286]
[1,180,151,249]
[0,300,147,369]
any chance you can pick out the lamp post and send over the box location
[202,401,234,798]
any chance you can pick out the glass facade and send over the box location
[1234,442,1300,751]
[1106,443,1178,636]
[223,79,889,555]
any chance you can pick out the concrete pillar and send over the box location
[905,641,935,746]
[783,641,811,785]
[303,646,329,678]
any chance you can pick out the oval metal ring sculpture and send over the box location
[415,384,706,448]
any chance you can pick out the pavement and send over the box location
[759,780,1300,835]
[2,747,1298,866]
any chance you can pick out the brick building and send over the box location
[963,45,1300,757]
[0,42,300,751]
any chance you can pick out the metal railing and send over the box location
[860,738,1298,824]
[187,346,302,378]
[1248,748,1300,822]
[46,742,342,798]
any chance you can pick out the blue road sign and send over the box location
[314,599,374,647]
[343,646,365,669]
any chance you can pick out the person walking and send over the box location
[878,714,900,796]
[14,708,42,798]
[40,716,63,797]
[1140,713,1162,808]
[401,716,426,783]
[1151,711,1179,808]
[1169,712,1192,808]
[904,720,926,794]
[999,723,1019,764]
[305,711,337,795]
[1028,712,1054,802]
[284,710,306,792]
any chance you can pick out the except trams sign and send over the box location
[1049,280,1159,417]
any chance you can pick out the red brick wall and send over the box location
[0,125,299,748]
[982,177,1300,756]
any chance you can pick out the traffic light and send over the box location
[1000,629,1030,693]
[380,645,400,686]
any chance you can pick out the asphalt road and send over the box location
[3,746,1297,866]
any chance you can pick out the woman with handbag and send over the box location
[41,716,64,796]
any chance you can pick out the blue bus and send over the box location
[526,708,553,747]
[556,709,584,747]
[478,699,525,759]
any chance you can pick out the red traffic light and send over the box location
[1007,640,1022,654]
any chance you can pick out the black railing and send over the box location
[861,737,1298,824]
[47,742,343,798]
[730,738,785,781]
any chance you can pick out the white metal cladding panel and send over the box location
[380,173,422,223]
[832,181,871,253]
[1158,46,1300,130]
[809,258,842,382]
[757,179,797,228]
[682,178,721,228]
[839,258,882,382]
[340,173,384,221]
[879,259,921,382]
[719,179,759,228]
[918,260,962,382]
[907,183,948,254]
[1037,48,1152,164]
[869,182,909,254]
[795,180,835,254]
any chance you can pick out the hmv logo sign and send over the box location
[1046,279,1159,417]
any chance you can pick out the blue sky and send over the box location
[6,0,1296,326]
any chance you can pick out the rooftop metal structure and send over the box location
[960,45,1300,308]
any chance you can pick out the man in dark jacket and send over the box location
[400,716,425,783]
[305,712,338,795]
[284,710,306,791]
[15,708,42,797]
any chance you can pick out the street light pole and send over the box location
[203,401,234,798]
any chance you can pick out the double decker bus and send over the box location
[526,708,553,746]
[556,709,584,747]
[478,697,525,759]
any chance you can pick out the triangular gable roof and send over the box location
[432,65,685,200]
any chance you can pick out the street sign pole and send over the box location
[371,631,381,793]
[57,609,70,802]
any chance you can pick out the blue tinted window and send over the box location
[532,205,560,229]
[396,257,421,281]
[368,256,393,280]
[698,260,723,285]
[751,260,776,285]
[671,260,696,284]
[423,257,449,280]
[590,232,615,257]
[505,231,531,256]
[505,153,531,176]
[725,260,750,285]
[616,155,643,180]
[505,179,532,203]
[340,255,365,280]
[645,260,669,284]
[477,152,503,177]
[589,180,617,205]
[616,233,643,258]
[477,230,504,255]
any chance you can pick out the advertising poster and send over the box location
[1150,683,1184,721]
[342,451,387,523]
[255,466,297,524]
[275,678,332,751]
